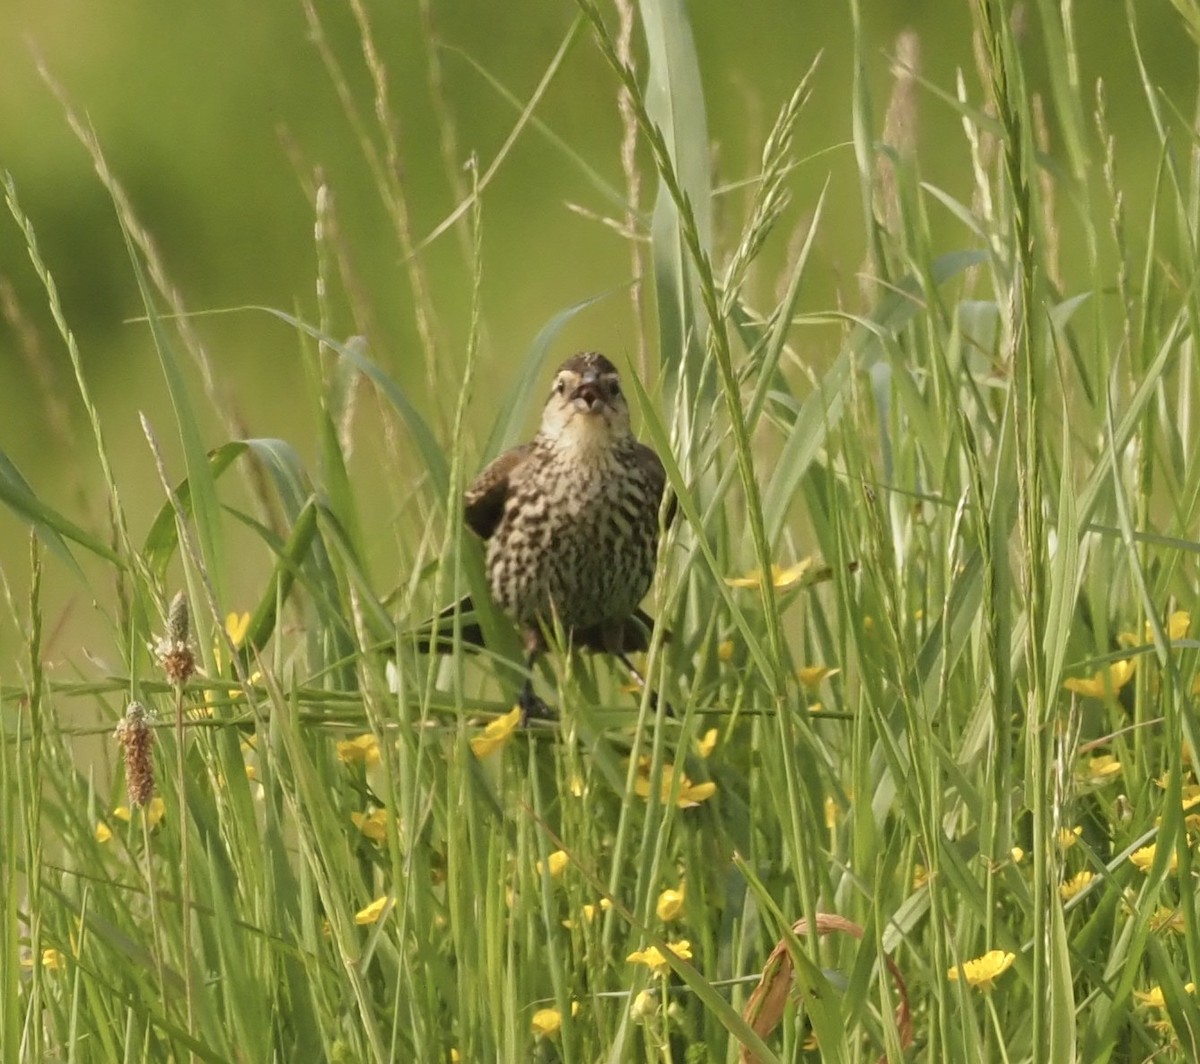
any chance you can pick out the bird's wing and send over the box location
[463,443,535,540]
[634,442,676,526]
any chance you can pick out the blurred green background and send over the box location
[0,0,1193,661]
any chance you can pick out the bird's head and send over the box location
[539,352,631,450]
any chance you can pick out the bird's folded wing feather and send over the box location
[463,443,535,540]
[634,442,676,526]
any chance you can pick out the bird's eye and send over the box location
[608,379,621,397]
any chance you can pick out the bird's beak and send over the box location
[570,371,605,412]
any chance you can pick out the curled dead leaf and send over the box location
[739,912,912,1064]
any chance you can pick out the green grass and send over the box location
[5,1,1200,1061]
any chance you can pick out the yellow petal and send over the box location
[95,822,113,843]
[656,884,685,922]
[536,850,569,878]
[337,733,381,766]
[225,611,251,647]
[355,895,391,925]
[470,706,523,758]
[947,949,1015,990]
[146,797,166,828]
[724,558,813,590]
[797,665,839,691]
[1063,659,1135,698]
[696,728,719,759]
[531,1008,563,1037]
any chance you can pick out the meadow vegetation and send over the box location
[5,1,1200,1061]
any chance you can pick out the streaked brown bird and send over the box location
[422,351,671,718]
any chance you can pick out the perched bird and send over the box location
[422,351,671,718]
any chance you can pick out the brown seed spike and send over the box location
[155,591,195,685]
[114,702,155,807]
[166,590,189,645]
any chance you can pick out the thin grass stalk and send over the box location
[21,537,44,1061]
[974,1,1051,1057]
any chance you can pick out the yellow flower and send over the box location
[536,850,569,878]
[1150,907,1185,935]
[351,809,390,844]
[1063,659,1135,698]
[696,728,719,759]
[470,706,522,758]
[627,939,692,974]
[530,1002,579,1038]
[355,895,391,925]
[797,665,839,690]
[225,611,251,647]
[1118,610,1191,647]
[146,797,165,827]
[337,734,381,766]
[95,822,113,843]
[1130,843,1179,874]
[111,797,166,827]
[1059,870,1094,900]
[656,884,685,922]
[1058,826,1082,850]
[1011,846,1025,864]
[716,640,734,663]
[633,761,716,808]
[724,558,812,591]
[1078,754,1122,785]
[41,949,67,971]
[947,950,1016,991]
[580,898,612,923]
[1135,983,1196,1009]
[630,988,658,1021]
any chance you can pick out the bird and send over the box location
[420,351,671,719]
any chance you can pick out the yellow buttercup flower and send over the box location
[627,939,692,974]
[470,707,522,758]
[1078,754,1122,786]
[632,761,716,808]
[351,809,390,844]
[1135,982,1195,1009]
[1118,610,1191,647]
[947,950,1016,991]
[1063,659,1135,699]
[41,949,67,971]
[1150,907,1185,935]
[724,558,813,591]
[337,734,381,766]
[696,728,719,759]
[1058,825,1083,850]
[536,850,569,878]
[355,895,391,926]
[530,1002,579,1038]
[1059,870,1094,900]
[1129,843,1179,874]
[225,611,251,647]
[95,822,113,843]
[656,884,685,922]
[797,665,839,691]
